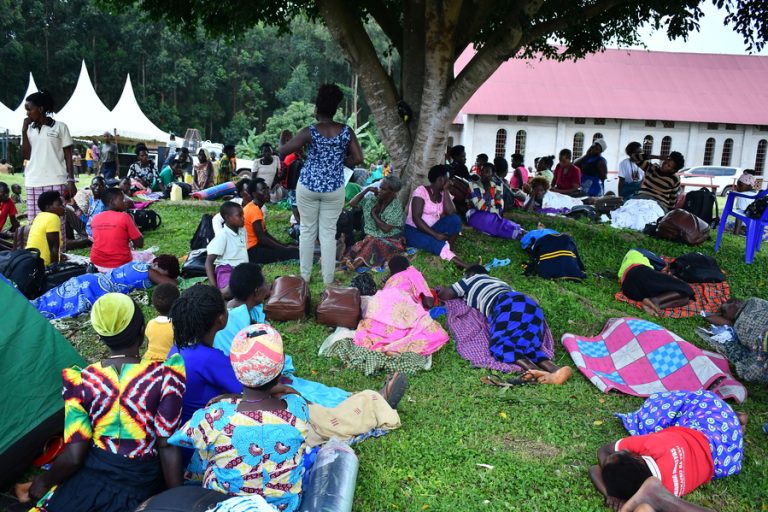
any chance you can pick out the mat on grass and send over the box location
[562,317,746,403]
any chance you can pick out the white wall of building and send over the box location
[449,115,768,176]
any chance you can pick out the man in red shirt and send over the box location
[551,148,583,196]
[589,391,743,512]
[89,188,144,270]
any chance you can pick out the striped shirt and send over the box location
[451,274,512,317]
[638,163,680,210]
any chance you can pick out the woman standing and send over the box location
[193,148,214,192]
[279,84,363,285]
[21,91,75,242]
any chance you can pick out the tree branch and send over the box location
[365,2,403,53]
[522,0,629,45]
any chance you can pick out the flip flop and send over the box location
[372,266,387,273]
[405,247,418,256]
[484,258,511,271]
[480,374,536,388]
[380,372,409,409]
[429,306,446,319]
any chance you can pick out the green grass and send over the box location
[7,180,768,511]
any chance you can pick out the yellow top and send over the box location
[618,249,652,283]
[143,317,175,361]
[26,212,61,265]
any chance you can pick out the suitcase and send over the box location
[316,286,361,329]
[264,276,311,321]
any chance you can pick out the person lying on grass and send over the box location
[28,294,185,512]
[25,190,65,266]
[437,265,572,384]
[205,201,248,298]
[590,390,745,512]
[618,249,693,317]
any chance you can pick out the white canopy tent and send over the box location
[0,101,13,132]
[0,73,39,135]
[110,74,169,144]
[56,61,113,138]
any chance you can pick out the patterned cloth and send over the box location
[489,292,548,363]
[562,317,747,403]
[468,179,503,214]
[230,324,284,387]
[323,337,430,376]
[443,298,555,373]
[169,394,309,512]
[360,194,404,238]
[299,124,351,193]
[32,262,153,320]
[617,280,730,318]
[347,235,405,268]
[616,390,743,480]
[62,353,186,457]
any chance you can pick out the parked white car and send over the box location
[678,166,743,196]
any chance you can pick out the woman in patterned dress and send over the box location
[279,84,364,285]
[32,255,180,320]
[590,390,744,512]
[28,294,186,512]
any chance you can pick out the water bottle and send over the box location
[299,439,359,512]
[170,184,182,202]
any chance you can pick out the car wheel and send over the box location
[721,185,732,197]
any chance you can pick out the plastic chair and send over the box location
[715,189,768,263]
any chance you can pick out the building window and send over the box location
[662,121,675,129]
[594,118,606,125]
[574,118,586,125]
[759,126,768,132]
[660,136,672,158]
[707,123,719,130]
[721,138,734,166]
[497,115,509,121]
[725,124,736,130]
[494,129,507,159]
[516,115,528,122]
[643,135,654,155]
[573,132,585,159]
[592,133,604,143]
[645,120,657,127]
[515,130,527,156]
[703,138,716,165]
[755,139,767,174]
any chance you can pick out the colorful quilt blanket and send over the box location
[562,317,746,403]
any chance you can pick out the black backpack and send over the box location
[745,196,768,219]
[683,188,718,225]
[669,252,726,283]
[129,209,162,231]
[0,249,47,299]
[190,214,215,250]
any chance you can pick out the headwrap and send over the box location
[91,293,144,350]
[738,173,756,187]
[230,324,284,387]
[594,138,607,152]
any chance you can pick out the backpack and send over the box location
[745,196,768,219]
[129,209,162,231]
[669,252,726,283]
[682,188,718,225]
[0,249,47,299]
[190,214,215,250]
[652,209,710,245]
[523,233,586,280]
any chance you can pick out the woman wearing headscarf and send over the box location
[193,148,214,192]
[28,294,186,512]
[575,139,608,197]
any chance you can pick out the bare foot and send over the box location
[641,298,662,317]
[528,366,572,385]
[737,411,748,433]
[14,482,31,503]
[536,222,545,230]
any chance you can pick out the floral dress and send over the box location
[169,395,310,512]
[347,194,405,267]
[298,124,351,193]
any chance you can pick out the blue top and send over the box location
[85,197,105,238]
[579,154,606,178]
[213,303,266,354]
[169,343,243,425]
[298,124,351,193]
[520,229,559,250]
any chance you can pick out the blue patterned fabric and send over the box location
[647,342,688,379]
[32,262,152,320]
[488,291,547,363]
[298,124,351,193]
[85,197,105,238]
[615,390,743,479]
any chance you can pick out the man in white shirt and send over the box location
[618,142,645,200]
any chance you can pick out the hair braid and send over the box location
[169,285,226,348]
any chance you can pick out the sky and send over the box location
[627,2,767,55]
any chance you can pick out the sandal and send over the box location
[480,372,537,388]
[380,372,409,409]
[484,258,511,271]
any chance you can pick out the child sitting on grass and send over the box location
[26,190,65,266]
[0,182,20,233]
[90,187,144,271]
[144,282,180,361]
[11,183,22,203]
[205,201,248,297]
[213,262,271,354]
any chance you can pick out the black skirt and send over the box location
[621,265,694,302]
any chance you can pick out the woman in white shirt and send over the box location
[618,141,645,200]
[21,91,75,237]
[251,143,280,189]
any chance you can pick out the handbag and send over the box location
[316,286,361,329]
[654,209,710,245]
[181,249,208,278]
[264,276,311,322]
[129,209,162,231]
[44,261,89,291]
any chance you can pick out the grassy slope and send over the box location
[5,171,766,511]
